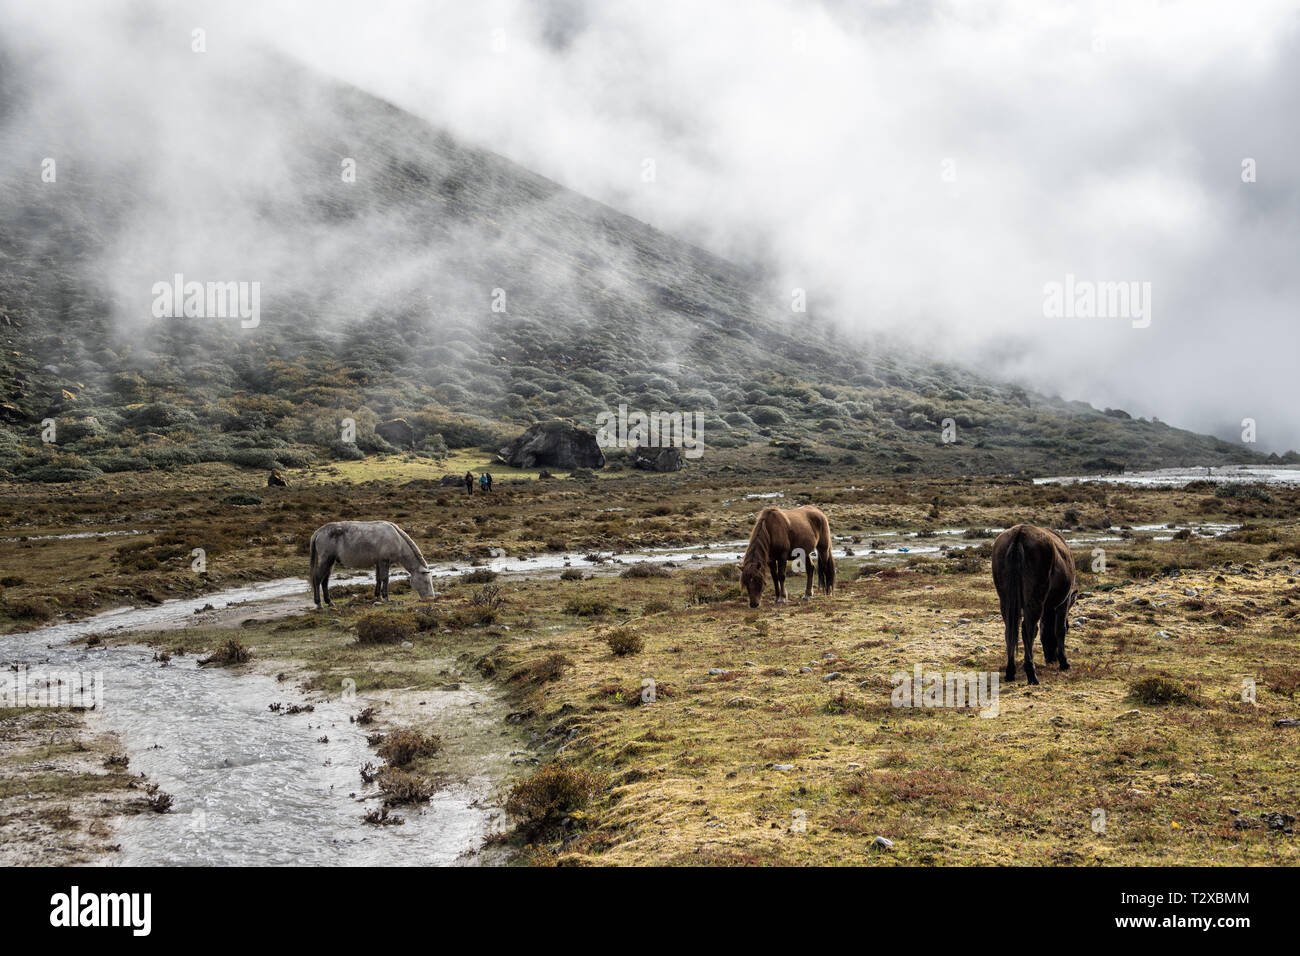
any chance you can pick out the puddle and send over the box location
[1036,465,1300,487]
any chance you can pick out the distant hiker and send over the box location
[479,472,493,492]
[464,470,474,495]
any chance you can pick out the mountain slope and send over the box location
[0,45,1278,481]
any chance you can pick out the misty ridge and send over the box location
[0,1,1295,482]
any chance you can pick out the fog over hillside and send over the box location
[1,0,1296,455]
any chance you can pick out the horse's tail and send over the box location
[1005,527,1025,629]
[817,511,836,595]
[309,531,320,603]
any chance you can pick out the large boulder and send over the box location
[630,445,684,472]
[376,418,416,449]
[497,420,605,470]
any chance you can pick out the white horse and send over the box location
[309,520,435,607]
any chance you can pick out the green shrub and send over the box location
[605,626,644,656]
[17,464,104,483]
[563,595,613,616]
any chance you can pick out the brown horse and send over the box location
[991,524,1077,684]
[740,505,836,607]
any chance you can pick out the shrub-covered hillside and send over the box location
[0,48,1281,482]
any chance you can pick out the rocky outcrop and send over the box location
[376,418,415,449]
[630,445,684,472]
[496,420,605,470]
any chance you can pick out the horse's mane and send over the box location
[741,509,774,573]
[391,523,428,570]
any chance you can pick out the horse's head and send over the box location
[740,562,765,608]
[412,566,436,600]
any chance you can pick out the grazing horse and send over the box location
[309,520,435,608]
[740,505,836,608]
[991,524,1077,684]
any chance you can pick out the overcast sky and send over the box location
[5,0,1298,452]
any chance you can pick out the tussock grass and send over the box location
[505,762,607,838]
[376,729,442,768]
[198,638,251,666]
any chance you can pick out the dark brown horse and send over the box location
[991,524,1077,684]
[740,505,836,608]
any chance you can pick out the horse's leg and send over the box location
[1046,606,1066,668]
[321,556,337,607]
[1040,607,1058,665]
[1021,600,1042,685]
[381,560,390,601]
[803,552,814,600]
[999,592,1017,682]
[770,560,783,603]
[311,567,320,608]
[374,562,382,599]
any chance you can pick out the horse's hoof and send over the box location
[1026,673,1040,686]
[1059,660,1070,671]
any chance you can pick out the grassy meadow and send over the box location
[1,454,1298,865]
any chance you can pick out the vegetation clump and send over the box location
[355,612,417,645]
[1129,675,1200,706]
[376,729,441,768]
[504,762,607,838]
[199,638,251,666]
[604,626,645,656]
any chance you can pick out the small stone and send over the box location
[872,836,894,849]
[770,763,795,772]
[822,672,842,682]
